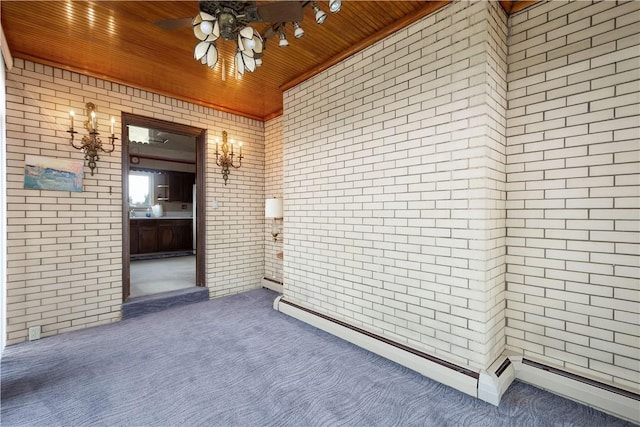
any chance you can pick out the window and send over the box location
[128,172,154,207]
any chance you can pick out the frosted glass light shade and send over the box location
[265,198,283,218]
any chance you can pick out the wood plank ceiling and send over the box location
[1,1,536,121]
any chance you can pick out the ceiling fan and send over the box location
[155,1,341,76]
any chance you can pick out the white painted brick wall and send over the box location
[506,0,640,391]
[1,52,7,350]
[5,59,265,344]
[265,116,283,282]
[283,1,509,371]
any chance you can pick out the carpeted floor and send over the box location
[1,288,636,427]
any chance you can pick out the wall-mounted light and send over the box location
[214,130,243,185]
[265,197,283,242]
[67,102,117,176]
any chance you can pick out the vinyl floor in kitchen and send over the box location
[130,255,196,298]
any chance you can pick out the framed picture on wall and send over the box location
[24,155,84,192]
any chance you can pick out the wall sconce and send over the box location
[265,197,283,242]
[215,130,243,185]
[67,102,117,176]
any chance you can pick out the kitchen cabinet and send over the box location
[157,221,175,252]
[130,219,192,255]
[130,220,139,254]
[172,220,193,251]
[138,221,159,254]
[168,172,195,203]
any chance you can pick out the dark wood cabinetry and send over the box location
[130,219,192,255]
[138,221,159,253]
[168,172,195,203]
[130,220,139,255]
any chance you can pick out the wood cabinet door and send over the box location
[157,221,175,252]
[173,220,192,251]
[168,173,184,202]
[138,223,158,253]
[130,220,140,254]
[168,172,195,203]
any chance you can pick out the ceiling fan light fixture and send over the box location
[240,30,255,51]
[235,50,245,76]
[189,1,342,74]
[206,43,219,68]
[251,30,264,53]
[194,40,218,69]
[192,11,218,41]
[329,0,341,13]
[313,3,327,24]
[200,20,213,35]
[293,22,304,38]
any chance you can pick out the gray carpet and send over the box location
[122,287,210,319]
[1,288,635,426]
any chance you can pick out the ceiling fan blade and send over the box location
[154,17,193,31]
[245,2,303,23]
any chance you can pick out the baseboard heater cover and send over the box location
[261,277,283,293]
[274,296,482,398]
[511,356,640,424]
[478,356,516,405]
[273,295,639,421]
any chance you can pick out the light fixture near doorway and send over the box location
[214,130,243,185]
[67,102,117,176]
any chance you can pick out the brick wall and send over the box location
[505,1,640,391]
[1,52,7,349]
[283,1,510,371]
[5,59,265,344]
[265,116,283,282]
[480,0,509,369]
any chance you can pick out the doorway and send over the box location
[121,113,206,301]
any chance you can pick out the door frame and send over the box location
[121,113,206,301]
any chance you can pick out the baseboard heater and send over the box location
[261,277,283,293]
[274,296,639,422]
[282,299,478,376]
[275,297,485,398]
[514,357,640,423]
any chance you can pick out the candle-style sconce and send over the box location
[67,102,117,176]
[214,130,243,185]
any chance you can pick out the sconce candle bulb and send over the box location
[67,102,117,176]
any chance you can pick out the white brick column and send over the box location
[282,1,508,372]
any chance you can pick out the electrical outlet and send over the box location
[28,326,41,341]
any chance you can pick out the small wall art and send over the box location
[24,155,84,192]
